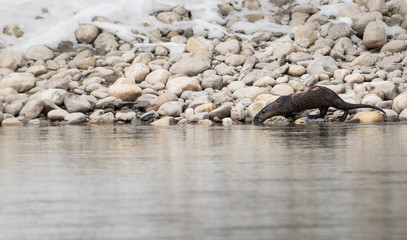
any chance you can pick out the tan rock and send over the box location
[150,116,176,126]
[2,117,25,126]
[0,50,24,71]
[48,109,69,120]
[254,94,279,103]
[0,72,36,93]
[194,103,214,113]
[363,21,387,49]
[344,73,365,83]
[108,84,142,101]
[75,24,99,44]
[146,94,177,111]
[294,24,317,48]
[186,38,208,53]
[350,111,385,123]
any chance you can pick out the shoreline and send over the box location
[1,0,407,127]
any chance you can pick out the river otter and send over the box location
[253,85,386,124]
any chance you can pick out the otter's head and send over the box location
[253,101,283,124]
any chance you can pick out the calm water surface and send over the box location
[1,123,407,240]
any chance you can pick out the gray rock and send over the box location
[225,54,246,66]
[361,94,382,105]
[202,75,223,90]
[228,81,246,93]
[65,112,86,124]
[140,110,160,122]
[271,84,294,96]
[231,104,246,121]
[47,109,69,120]
[188,95,212,109]
[93,32,119,53]
[351,53,376,67]
[364,81,398,100]
[363,21,387,49]
[399,108,407,121]
[392,92,407,113]
[0,72,36,93]
[115,111,137,122]
[241,70,269,85]
[125,63,150,83]
[328,22,351,40]
[380,40,406,53]
[241,56,258,74]
[188,112,209,122]
[169,53,211,76]
[209,102,233,120]
[39,89,68,105]
[214,63,237,76]
[253,76,276,87]
[166,76,201,94]
[157,101,184,117]
[26,45,54,61]
[0,50,24,71]
[19,100,44,119]
[89,111,115,124]
[5,101,24,116]
[145,69,171,85]
[215,39,240,55]
[288,52,312,63]
[351,12,382,37]
[306,56,338,77]
[294,24,317,48]
[64,93,93,113]
[75,24,99,44]
[232,86,268,100]
[157,11,181,24]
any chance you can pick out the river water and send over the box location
[0,123,407,240]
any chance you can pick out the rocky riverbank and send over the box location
[1,0,407,127]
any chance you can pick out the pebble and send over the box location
[392,92,407,114]
[108,84,142,101]
[186,38,209,53]
[157,101,184,117]
[344,73,365,84]
[363,21,387,49]
[48,109,69,120]
[150,116,176,126]
[19,99,44,120]
[0,50,24,71]
[75,24,99,44]
[64,112,86,124]
[64,93,93,113]
[2,117,26,127]
[399,109,407,121]
[169,53,211,76]
[26,45,54,61]
[215,39,240,55]
[0,73,36,93]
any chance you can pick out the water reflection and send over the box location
[0,123,407,240]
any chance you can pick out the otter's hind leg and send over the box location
[309,107,329,119]
[339,109,349,122]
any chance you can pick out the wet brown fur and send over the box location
[253,85,386,124]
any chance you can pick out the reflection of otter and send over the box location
[253,85,386,124]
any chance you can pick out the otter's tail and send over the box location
[346,103,387,115]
